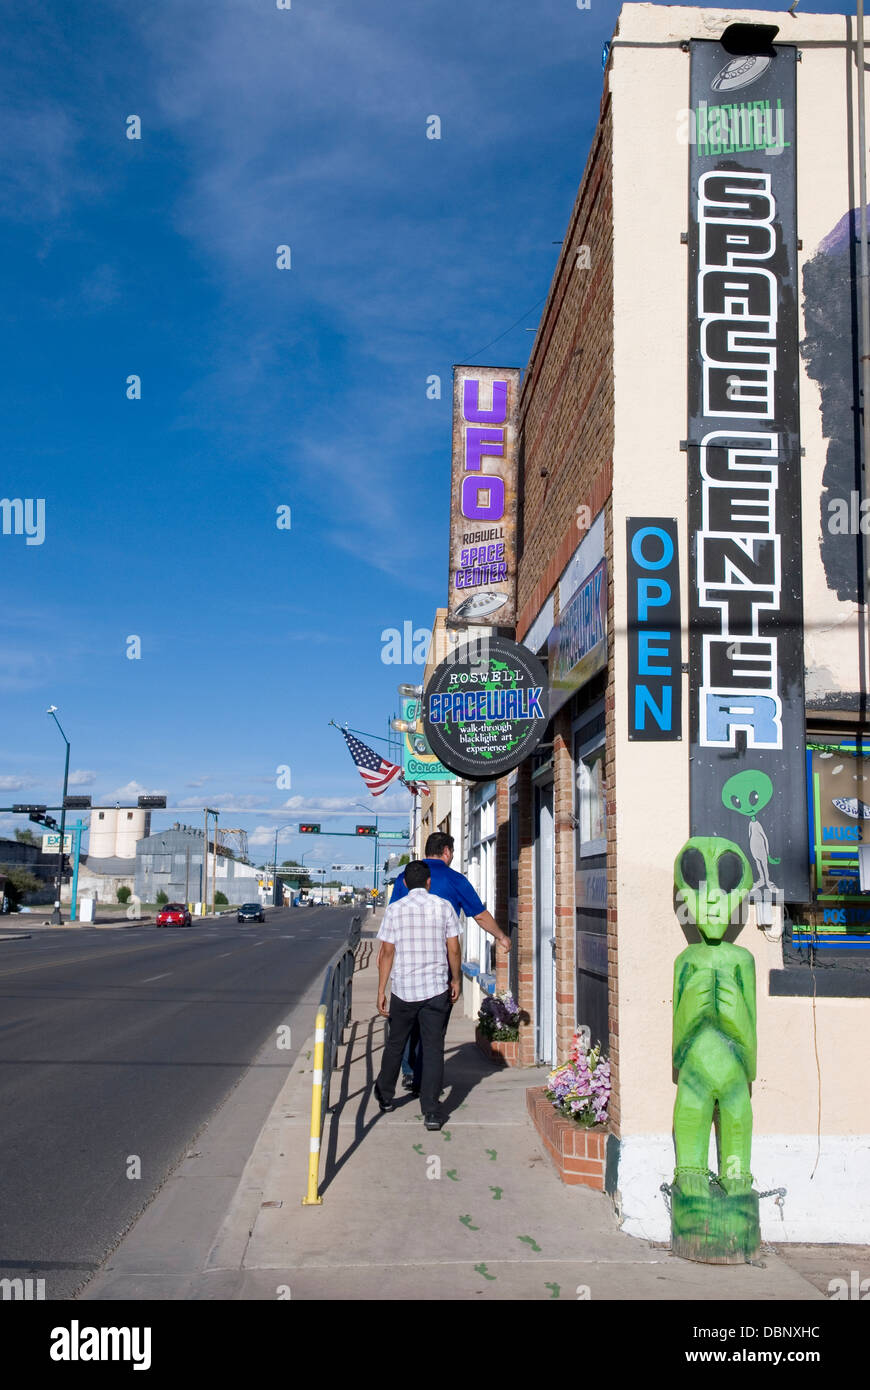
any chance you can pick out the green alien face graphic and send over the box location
[674,836,752,939]
[722,769,773,819]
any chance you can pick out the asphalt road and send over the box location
[0,905,360,1299]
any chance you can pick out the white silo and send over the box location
[115,808,148,859]
[88,808,120,860]
[87,807,150,860]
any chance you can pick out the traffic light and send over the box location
[355,825,376,836]
[28,811,57,830]
[64,795,92,810]
[299,823,321,834]
[14,804,47,815]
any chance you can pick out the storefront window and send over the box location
[467,781,497,972]
[576,741,607,857]
[574,706,608,1050]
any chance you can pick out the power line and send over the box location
[463,294,548,363]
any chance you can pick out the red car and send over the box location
[155,903,192,927]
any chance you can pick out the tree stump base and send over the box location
[670,1181,760,1264]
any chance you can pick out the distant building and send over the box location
[0,836,62,905]
[135,825,259,904]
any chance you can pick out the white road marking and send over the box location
[218,952,232,957]
[141,973,172,983]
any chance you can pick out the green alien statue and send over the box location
[671,835,760,1263]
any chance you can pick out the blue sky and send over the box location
[0,0,852,874]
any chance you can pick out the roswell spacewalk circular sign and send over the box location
[422,636,549,780]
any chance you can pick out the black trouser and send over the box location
[376,988,452,1114]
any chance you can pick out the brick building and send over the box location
[420,4,870,1244]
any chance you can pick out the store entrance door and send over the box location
[534,780,557,1066]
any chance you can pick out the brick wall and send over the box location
[516,86,614,631]
[489,89,616,1096]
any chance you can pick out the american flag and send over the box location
[341,728,404,796]
[401,774,431,797]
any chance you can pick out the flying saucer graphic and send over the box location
[832,797,870,820]
[453,591,509,620]
[711,55,772,93]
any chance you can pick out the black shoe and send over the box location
[423,1112,442,1131]
[400,1075,415,1091]
[374,1086,395,1113]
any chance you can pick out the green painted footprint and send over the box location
[446,1169,459,1182]
[459,1215,480,1231]
[441,1130,451,1141]
[412,1143,424,1154]
[545,1282,561,1299]
[474,1263,496,1281]
[485,1149,497,1161]
[518,1235,542,1252]
[489,1186,503,1200]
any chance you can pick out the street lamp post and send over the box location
[203,808,219,917]
[46,707,70,925]
[272,822,295,906]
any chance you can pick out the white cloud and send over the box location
[102,781,166,802]
[68,769,97,787]
[279,793,408,815]
[0,775,34,791]
[174,792,263,812]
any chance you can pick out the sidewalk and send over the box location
[81,917,848,1301]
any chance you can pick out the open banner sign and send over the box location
[626,519,681,740]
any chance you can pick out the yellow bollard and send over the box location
[302,1005,327,1205]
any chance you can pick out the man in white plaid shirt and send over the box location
[374,859,462,1131]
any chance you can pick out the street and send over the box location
[0,906,359,1299]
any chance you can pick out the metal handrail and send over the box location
[302,912,362,1205]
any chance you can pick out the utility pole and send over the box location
[46,707,70,925]
[203,808,219,917]
[211,811,218,917]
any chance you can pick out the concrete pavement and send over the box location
[81,913,843,1301]
[0,906,355,1299]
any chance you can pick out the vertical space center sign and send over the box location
[687,40,807,899]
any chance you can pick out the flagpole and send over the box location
[328,719,393,747]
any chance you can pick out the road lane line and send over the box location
[141,973,172,982]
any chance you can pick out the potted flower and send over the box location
[545,1036,611,1127]
[475,991,523,1065]
[526,1034,611,1188]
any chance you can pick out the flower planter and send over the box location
[475,1025,520,1067]
[526,1086,607,1190]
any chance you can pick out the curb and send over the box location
[204,1022,319,1271]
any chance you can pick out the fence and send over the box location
[302,912,363,1205]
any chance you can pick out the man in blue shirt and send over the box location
[390,832,510,952]
[384,831,510,1092]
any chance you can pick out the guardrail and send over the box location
[302,912,363,1205]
